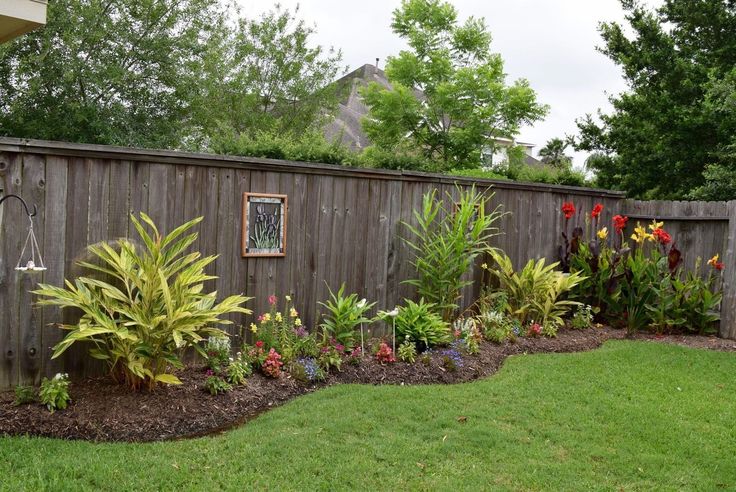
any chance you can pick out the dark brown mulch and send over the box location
[0,326,732,443]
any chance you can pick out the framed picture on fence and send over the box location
[242,192,288,257]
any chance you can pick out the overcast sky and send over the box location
[238,1,661,167]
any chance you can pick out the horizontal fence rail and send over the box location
[0,137,733,388]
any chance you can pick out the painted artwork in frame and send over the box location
[242,192,288,257]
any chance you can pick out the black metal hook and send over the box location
[0,194,37,218]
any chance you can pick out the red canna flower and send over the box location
[561,202,576,219]
[612,215,628,233]
[651,228,672,245]
[591,203,603,218]
[708,254,725,271]
[255,340,264,348]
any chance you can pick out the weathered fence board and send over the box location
[0,137,733,387]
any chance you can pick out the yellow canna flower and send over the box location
[631,222,654,244]
[290,307,298,318]
[708,254,719,267]
[648,220,664,231]
[250,323,258,333]
[295,318,302,327]
[597,227,608,240]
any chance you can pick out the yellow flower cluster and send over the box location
[250,323,258,333]
[295,318,302,327]
[290,307,298,318]
[260,312,271,323]
[630,220,663,244]
[275,312,283,322]
[596,227,608,240]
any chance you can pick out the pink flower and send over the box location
[268,295,277,305]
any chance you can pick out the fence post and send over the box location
[721,200,736,339]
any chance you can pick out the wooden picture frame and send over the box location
[242,192,288,257]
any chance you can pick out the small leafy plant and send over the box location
[205,335,231,374]
[397,337,417,363]
[34,214,251,391]
[205,374,233,395]
[477,310,513,343]
[262,348,283,378]
[383,299,450,351]
[39,373,70,413]
[318,284,375,350]
[13,385,36,406]
[375,342,396,364]
[226,354,252,386]
[571,305,594,330]
[290,357,325,383]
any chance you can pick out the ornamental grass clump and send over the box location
[34,213,251,391]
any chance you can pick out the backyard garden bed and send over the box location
[2,326,733,443]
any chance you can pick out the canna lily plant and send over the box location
[34,213,251,391]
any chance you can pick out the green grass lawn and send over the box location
[1,340,735,491]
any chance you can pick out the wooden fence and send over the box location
[0,137,733,388]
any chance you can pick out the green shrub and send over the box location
[318,284,375,350]
[486,250,584,335]
[39,373,70,413]
[403,186,504,321]
[35,213,251,391]
[571,305,594,330]
[383,299,451,351]
[13,385,36,406]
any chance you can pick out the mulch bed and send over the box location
[1,326,733,443]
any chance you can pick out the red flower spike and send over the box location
[612,215,628,233]
[591,203,603,219]
[652,228,672,245]
[561,202,576,220]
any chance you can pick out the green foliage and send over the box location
[34,213,251,391]
[39,374,70,413]
[449,164,589,188]
[487,250,584,333]
[318,284,375,349]
[403,186,503,321]
[385,299,451,350]
[452,318,481,354]
[0,0,224,148]
[13,385,36,406]
[194,5,345,147]
[211,130,352,165]
[571,305,594,330]
[205,375,232,395]
[361,0,547,170]
[397,338,418,363]
[226,355,252,386]
[576,1,736,199]
[538,137,573,169]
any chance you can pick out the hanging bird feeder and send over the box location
[0,194,46,274]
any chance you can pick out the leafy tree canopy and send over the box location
[0,1,344,150]
[0,0,224,148]
[538,137,573,169]
[195,5,345,148]
[361,0,548,171]
[576,0,736,200]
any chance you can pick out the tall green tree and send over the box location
[361,0,547,171]
[0,0,225,148]
[538,137,573,169]
[196,5,345,149]
[576,0,736,199]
